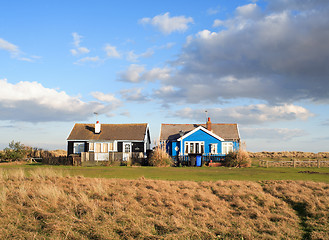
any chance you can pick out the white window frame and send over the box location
[222,142,233,154]
[210,143,218,154]
[89,142,94,152]
[74,142,85,154]
[184,141,204,155]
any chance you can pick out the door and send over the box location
[123,142,131,161]
[196,155,202,167]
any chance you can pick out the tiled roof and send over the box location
[67,123,148,141]
[160,123,240,141]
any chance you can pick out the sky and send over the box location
[0,0,329,152]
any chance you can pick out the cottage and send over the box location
[160,118,240,165]
[67,121,151,161]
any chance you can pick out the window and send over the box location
[222,142,233,154]
[210,144,218,154]
[102,143,108,152]
[73,142,84,154]
[95,143,101,152]
[124,143,131,153]
[89,142,94,151]
[184,141,204,154]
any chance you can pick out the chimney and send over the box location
[206,117,212,131]
[95,121,101,134]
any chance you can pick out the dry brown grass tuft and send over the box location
[263,181,329,239]
[0,168,328,239]
[149,141,173,167]
[223,149,251,168]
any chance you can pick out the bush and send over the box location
[1,141,28,162]
[148,143,173,167]
[223,149,251,168]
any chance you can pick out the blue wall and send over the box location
[168,128,239,156]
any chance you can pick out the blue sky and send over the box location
[1,0,329,152]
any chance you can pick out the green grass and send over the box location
[1,163,329,182]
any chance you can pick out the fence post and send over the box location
[317,159,320,168]
[293,159,296,168]
[266,160,268,168]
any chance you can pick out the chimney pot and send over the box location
[206,117,212,131]
[95,121,101,134]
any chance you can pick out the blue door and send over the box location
[196,155,202,167]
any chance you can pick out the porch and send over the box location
[172,153,226,167]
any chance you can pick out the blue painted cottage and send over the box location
[160,118,240,160]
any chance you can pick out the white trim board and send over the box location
[177,126,225,142]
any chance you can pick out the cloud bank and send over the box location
[0,79,119,122]
[147,1,329,105]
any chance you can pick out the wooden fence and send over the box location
[173,155,225,167]
[42,156,73,165]
[259,159,329,168]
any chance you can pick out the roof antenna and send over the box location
[94,112,98,122]
[205,110,208,123]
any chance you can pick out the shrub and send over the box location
[1,141,28,162]
[223,149,251,168]
[148,142,173,167]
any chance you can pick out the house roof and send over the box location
[67,123,148,141]
[160,123,240,141]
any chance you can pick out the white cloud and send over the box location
[70,32,90,56]
[104,44,121,58]
[70,49,78,55]
[142,67,171,81]
[235,3,262,19]
[77,47,90,54]
[140,48,154,58]
[0,38,35,61]
[74,56,101,64]
[126,48,154,62]
[213,19,224,27]
[118,64,145,82]
[197,30,218,39]
[91,92,121,105]
[139,12,193,35]
[90,92,122,117]
[0,79,106,122]
[0,38,19,53]
[126,51,139,62]
[118,64,172,83]
[173,104,314,125]
[120,88,149,102]
[72,32,82,47]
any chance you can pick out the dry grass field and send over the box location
[0,168,328,239]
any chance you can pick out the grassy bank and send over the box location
[1,163,329,182]
[0,168,328,239]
